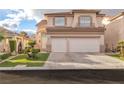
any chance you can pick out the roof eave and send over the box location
[110,12,124,21]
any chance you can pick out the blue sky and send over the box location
[0,9,41,35]
[0,9,124,35]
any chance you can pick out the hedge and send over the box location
[9,40,16,52]
[0,53,11,60]
[32,49,40,53]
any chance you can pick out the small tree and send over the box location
[28,40,36,48]
[25,40,40,59]
[117,40,124,57]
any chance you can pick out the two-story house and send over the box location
[105,12,124,51]
[36,10,106,52]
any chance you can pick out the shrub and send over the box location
[9,40,16,52]
[27,49,40,59]
[31,49,40,53]
[0,53,11,60]
[25,40,40,59]
[18,49,25,54]
[0,33,4,42]
[117,40,124,57]
[24,47,30,54]
[28,40,36,47]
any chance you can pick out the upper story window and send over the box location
[54,17,65,26]
[79,16,92,27]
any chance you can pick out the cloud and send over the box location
[0,18,20,31]
[0,9,41,32]
[0,10,24,31]
[23,9,41,22]
[16,9,47,22]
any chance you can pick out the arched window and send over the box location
[79,16,92,27]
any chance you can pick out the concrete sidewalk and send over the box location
[0,66,47,70]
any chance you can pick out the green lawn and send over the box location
[0,53,11,60]
[110,54,124,61]
[0,53,49,67]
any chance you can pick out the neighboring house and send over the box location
[0,27,30,53]
[105,12,124,51]
[0,27,18,52]
[36,20,47,51]
[36,10,105,52]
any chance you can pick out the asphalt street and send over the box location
[0,70,124,84]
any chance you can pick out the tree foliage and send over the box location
[117,40,124,57]
[28,40,36,47]
[25,40,40,59]
[20,31,27,37]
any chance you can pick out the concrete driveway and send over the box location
[44,53,124,69]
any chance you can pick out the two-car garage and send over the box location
[51,37,100,52]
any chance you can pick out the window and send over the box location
[79,16,91,27]
[54,17,65,26]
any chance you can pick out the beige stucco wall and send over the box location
[35,20,47,51]
[45,17,53,27]
[105,16,124,50]
[0,38,10,53]
[97,17,104,27]
[15,36,29,51]
[0,40,5,52]
[35,32,42,50]
[45,13,104,27]
[119,17,124,40]
[66,17,73,27]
